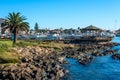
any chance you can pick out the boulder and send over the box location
[112,54,120,60]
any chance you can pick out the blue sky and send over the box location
[0,0,120,30]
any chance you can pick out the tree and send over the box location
[78,27,80,30]
[60,27,63,33]
[34,22,39,33]
[1,12,29,44]
[30,29,34,34]
[63,29,71,34]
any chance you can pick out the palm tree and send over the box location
[1,12,29,44]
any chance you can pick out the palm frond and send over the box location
[2,12,29,34]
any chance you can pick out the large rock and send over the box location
[112,54,120,60]
[78,55,94,65]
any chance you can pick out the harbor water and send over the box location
[63,37,120,80]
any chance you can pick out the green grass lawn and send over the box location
[0,39,76,64]
[15,40,75,52]
[0,40,20,63]
[0,40,12,53]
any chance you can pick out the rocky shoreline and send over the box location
[61,42,120,65]
[0,42,120,80]
[0,46,68,80]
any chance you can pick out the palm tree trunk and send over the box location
[13,28,17,44]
